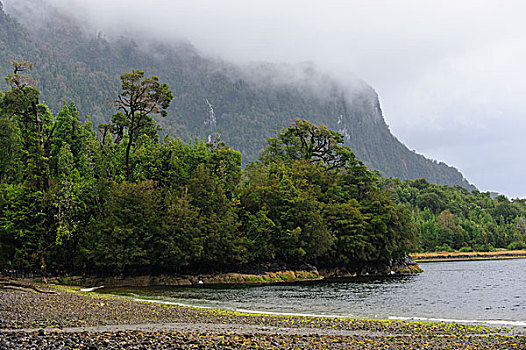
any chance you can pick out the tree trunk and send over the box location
[125,129,134,180]
[33,101,44,149]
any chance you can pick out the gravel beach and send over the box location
[1,284,525,349]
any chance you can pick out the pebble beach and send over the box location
[1,283,525,349]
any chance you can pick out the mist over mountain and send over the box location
[0,1,474,189]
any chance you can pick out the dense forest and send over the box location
[381,178,526,252]
[0,63,416,276]
[0,1,474,189]
[1,3,524,278]
[1,60,524,278]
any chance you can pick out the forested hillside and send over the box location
[382,178,526,252]
[0,1,474,189]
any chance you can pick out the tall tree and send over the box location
[263,119,377,197]
[262,119,351,169]
[2,61,54,190]
[112,70,173,180]
[3,61,44,146]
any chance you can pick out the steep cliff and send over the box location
[0,3,474,189]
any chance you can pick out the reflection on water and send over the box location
[100,259,526,324]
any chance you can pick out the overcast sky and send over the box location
[5,0,526,197]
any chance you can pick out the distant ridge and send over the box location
[0,2,474,190]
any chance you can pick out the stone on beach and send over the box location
[0,286,524,349]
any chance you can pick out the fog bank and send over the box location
[4,0,526,197]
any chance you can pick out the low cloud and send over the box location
[4,0,526,197]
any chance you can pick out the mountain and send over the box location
[0,1,474,190]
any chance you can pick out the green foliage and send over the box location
[0,184,53,271]
[0,6,474,190]
[0,71,415,275]
[1,10,522,272]
[240,161,333,265]
[263,119,353,170]
[1,55,521,278]
[111,70,173,180]
[0,104,21,183]
[49,102,87,177]
[240,121,414,269]
[83,181,161,275]
[381,178,526,252]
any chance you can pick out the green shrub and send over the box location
[507,241,526,250]
[434,244,454,252]
[459,246,473,252]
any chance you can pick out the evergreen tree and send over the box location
[111,70,173,180]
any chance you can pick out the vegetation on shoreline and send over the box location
[382,178,526,253]
[411,249,526,262]
[0,62,415,277]
[1,57,525,280]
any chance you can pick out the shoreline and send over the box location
[1,283,524,349]
[127,295,526,329]
[410,249,526,262]
[30,262,423,289]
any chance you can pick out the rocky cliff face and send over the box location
[331,88,474,189]
[0,2,474,189]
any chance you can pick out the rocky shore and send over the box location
[1,283,524,349]
[52,269,324,289]
[37,257,423,288]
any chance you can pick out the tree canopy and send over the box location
[0,67,419,276]
[111,70,173,180]
[381,178,526,252]
[0,5,474,189]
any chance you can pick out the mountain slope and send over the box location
[0,1,474,189]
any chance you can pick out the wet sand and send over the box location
[1,284,524,349]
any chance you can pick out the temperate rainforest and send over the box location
[1,2,525,349]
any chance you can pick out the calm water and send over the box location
[99,259,526,326]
